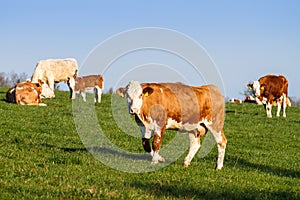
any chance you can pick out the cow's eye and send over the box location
[139,94,142,98]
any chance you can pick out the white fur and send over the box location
[252,81,261,97]
[126,81,143,114]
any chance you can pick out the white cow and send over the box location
[31,58,78,98]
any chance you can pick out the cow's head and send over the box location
[248,81,261,97]
[126,81,154,114]
[39,80,55,98]
[126,81,143,114]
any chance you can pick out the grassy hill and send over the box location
[0,87,299,199]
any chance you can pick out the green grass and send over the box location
[0,86,299,199]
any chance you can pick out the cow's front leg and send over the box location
[266,102,272,118]
[151,134,165,164]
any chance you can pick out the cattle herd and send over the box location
[4,58,291,170]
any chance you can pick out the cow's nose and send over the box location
[130,107,137,114]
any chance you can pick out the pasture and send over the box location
[0,86,299,199]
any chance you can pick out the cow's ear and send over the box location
[143,87,154,97]
[247,83,253,89]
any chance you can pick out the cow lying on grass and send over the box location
[68,75,103,103]
[126,81,227,170]
[6,80,50,106]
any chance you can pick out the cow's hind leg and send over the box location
[211,129,227,170]
[183,132,201,167]
[81,91,87,102]
[276,97,282,117]
[282,94,287,118]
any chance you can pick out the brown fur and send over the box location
[257,75,288,104]
[137,82,225,152]
[74,75,103,92]
[6,80,46,106]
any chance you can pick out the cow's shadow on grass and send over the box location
[227,155,300,178]
[130,179,296,199]
[42,143,151,161]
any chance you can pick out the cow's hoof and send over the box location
[151,156,165,164]
[183,161,190,167]
[158,157,165,163]
[215,165,223,171]
[151,160,158,165]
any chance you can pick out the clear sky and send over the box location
[1,0,300,98]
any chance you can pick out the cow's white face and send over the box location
[126,81,143,114]
[41,83,55,98]
[252,81,261,97]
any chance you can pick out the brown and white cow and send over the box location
[229,98,243,104]
[247,74,288,118]
[6,80,47,106]
[31,58,78,98]
[116,87,127,98]
[126,81,227,170]
[68,75,103,103]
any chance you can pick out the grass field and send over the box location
[0,87,299,199]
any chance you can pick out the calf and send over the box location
[248,74,288,118]
[68,75,103,103]
[126,81,227,170]
[6,80,47,106]
[116,87,127,98]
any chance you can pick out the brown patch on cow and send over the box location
[218,130,227,148]
[152,134,163,152]
[257,75,288,103]
[139,83,221,127]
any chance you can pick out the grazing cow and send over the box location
[6,80,47,106]
[31,58,78,98]
[126,81,227,170]
[116,87,127,97]
[247,74,288,118]
[68,75,103,103]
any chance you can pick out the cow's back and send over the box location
[32,58,78,83]
[140,83,224,126]
[74,75,103,91]
[259,75,288,99]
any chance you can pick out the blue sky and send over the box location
[1,0,300,98]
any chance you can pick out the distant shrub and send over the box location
[0,72,29,86]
